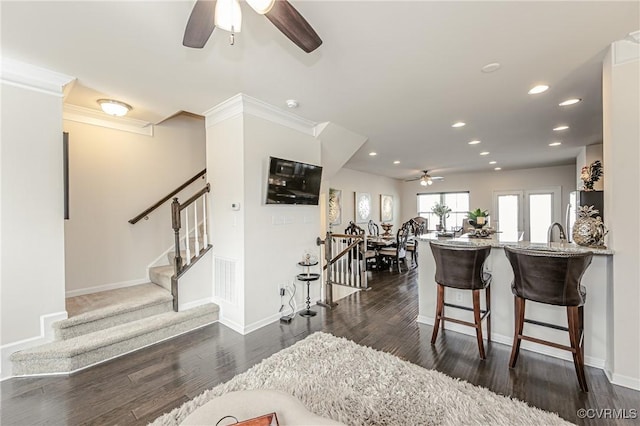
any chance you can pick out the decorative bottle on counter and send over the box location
[573,205,607,248]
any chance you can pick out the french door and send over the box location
[493,187,561,243]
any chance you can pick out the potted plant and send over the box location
[467,208,489,229]
[432,203,452,231]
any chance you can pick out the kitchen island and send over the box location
[417,233,613,373]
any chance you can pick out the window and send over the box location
[493,187,561,242]
[417,192,469,230]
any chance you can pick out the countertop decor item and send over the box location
[580,160,603,191]
[432,203,451,231]
[572,205,607,248]
[467,208,489,229]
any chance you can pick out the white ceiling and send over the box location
[2,1,638,180]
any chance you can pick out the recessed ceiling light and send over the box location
[285,99,299,108]
[393,160,400,164]
[553,125,569,131]
[481,62,501,73]
[489,161,497,165]
[468,140,481,145]
[549,142,562,147]
[480,151,490,156]
[369,152,377,156]
[451,122,466,128]
[494,167,502,171]
[528,85,549,95]
[559,98,582,106]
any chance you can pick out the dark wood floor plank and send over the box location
[1,268,638,425]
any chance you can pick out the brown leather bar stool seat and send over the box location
[504,246,593,392]
[429,242,492,359]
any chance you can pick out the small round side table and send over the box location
[297,261,320,317]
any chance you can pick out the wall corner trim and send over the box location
[203,93,317,136]
[1,58,75,96]
[63,104,154,136]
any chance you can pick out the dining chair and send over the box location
[378,224,410,272]
[367,220,380,237]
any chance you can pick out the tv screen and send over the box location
[266,157,323,205]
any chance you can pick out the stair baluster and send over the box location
[193,199,200,255]
[202,192,209,247]
[184,205,191,266]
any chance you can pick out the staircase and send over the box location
[11,281,218,376]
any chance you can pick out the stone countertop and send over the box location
[417,233,614,255]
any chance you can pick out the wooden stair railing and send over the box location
[170,183,212,311]
[316,231,369,308]
[128,169,206,224]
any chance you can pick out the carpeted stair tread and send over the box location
[11,304,219,375]
[56,284,172,331]
[149,265,174,291]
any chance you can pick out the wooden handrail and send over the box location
[129,169,206,224]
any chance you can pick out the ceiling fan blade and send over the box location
[404,176,422,182]
[431,176,445,181]
[183,0,217,48]
[265,0,322,53]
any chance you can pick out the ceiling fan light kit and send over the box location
[97,99,131,117]
[214,0,242,33]
[183,0,322,52]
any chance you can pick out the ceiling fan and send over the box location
[183,0,322,53]
[405,170,444,186]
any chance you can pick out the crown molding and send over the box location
[64,104,154,136]
[613,37,640,66]
[203,93,318,136]
[1,58,75,97]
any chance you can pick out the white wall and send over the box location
[244,115,322,327]
[400,164,576,224]
[1,83,67,346]
[326,168,404,233]
[603,40,640,390]
[206,97,323,333]
[63,115,206,295]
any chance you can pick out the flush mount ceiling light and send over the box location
[549,142,562,147]
[481,62,501,73]
[559,98,582,106]
[97,99,131,117]
[480,151,490,156]
[528,84,549,95]
[553,125,570,131]
[468,140,481,145]
[451,121,466,128]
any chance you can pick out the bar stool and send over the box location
[504,246,593,392]
[429,242,492,359]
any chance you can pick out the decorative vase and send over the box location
[572,205,607,248]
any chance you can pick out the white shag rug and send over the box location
[151,332,573,426]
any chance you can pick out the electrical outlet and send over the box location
[455,291,463,303]
[279,288,286,296]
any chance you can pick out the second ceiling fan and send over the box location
[405,170,445,186]
[183,0,322,53]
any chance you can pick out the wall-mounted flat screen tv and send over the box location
[266,157,323,205]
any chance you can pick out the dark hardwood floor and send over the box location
[1,269,638,425]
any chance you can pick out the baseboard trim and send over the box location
[65,279,148,297]
[610,373,640,391]
[180,298,216,311]
[1,311,68,381]
[219,305,311,335]
[416,315,605,370]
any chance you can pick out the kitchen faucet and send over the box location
[547,222,567,245]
